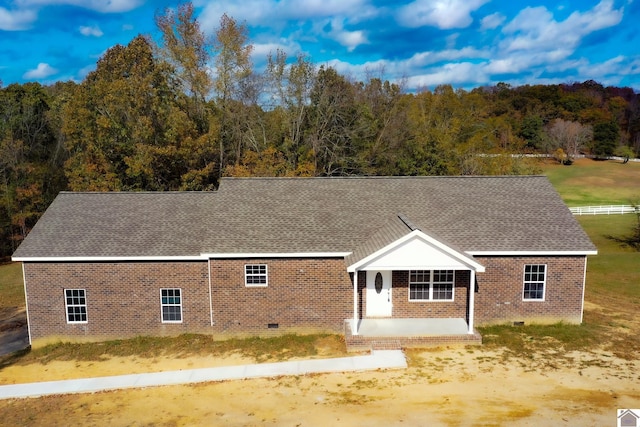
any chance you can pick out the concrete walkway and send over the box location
[0,350,406,400]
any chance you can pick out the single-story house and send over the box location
[12,176,597,349]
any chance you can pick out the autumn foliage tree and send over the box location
[3,2,640,258]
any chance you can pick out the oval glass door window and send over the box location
[375,272,383,294]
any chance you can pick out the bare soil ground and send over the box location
[0,307,639,426]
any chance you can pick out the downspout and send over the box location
[353,270,359,335]
[208,258,214,326]
[580,257,588,323]
[468,269,475,334]
[22,263,32,346]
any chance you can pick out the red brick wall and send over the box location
[473,256,586,325]
[24,258,354,343]
[209,258,352,335]
[23,262,210,343]
[22,255,586,344]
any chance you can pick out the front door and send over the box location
[366,270,392,317]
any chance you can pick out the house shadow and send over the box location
[0,309,31,368]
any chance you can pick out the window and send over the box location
[161,288,182,323]
[523,264,546,300]
[409,270,455,301]
[245,264,268,286]
[65,289,87,323]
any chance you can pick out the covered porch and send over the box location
[345,221,485,350]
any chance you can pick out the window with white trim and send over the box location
[523,264,546,300]
[65,289,87,323]
[409,270,455,301]
[161,288,183,323]
[245,264,268,286]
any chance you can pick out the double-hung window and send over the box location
[65,289,87,323]
[523,264,546,300]
[161,288,183,323]
[245,264,268,287]
[409,270,455,301]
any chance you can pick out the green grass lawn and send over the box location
[0,262,24,309]
[578,214,640,302]
[541,158,640,206]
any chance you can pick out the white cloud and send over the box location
[475,0,627,85]
[480,12,505,30]
[406,62,489,88]
[318,46,490,91]
[15,0,144,13]
[0,7,37,30]
[198,0,376,31]
[326,18,368,52]
[396,0,489,29]
[79,25,103,37]
[408,47,487,67]
[251,40,302,62]
[502,0,624,54]
[22,62,58,79]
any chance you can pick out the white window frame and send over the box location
[160,288,183,323]
[65,289,88,324]
[408,270,455,301]
[522,264,547,301]
[245,264,268,287]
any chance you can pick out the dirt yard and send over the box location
[0,319,639,426]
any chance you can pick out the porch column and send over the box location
[468,269,475,334]
[353,270,359,335]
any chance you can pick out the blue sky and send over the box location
[1,0,639,91]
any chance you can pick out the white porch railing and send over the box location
[569,205,638,215]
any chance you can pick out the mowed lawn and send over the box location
[541,157,640,205]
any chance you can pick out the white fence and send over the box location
[570,205,638,215]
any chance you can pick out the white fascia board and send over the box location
[13,252,353,263]
[467,250,598,256]
[12,255,206,262]
[348,230,485,273]
[202,252,352,258]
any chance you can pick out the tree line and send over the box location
[1,2,639,257]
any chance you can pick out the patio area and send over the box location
[344,318,482,351]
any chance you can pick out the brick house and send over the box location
[12,176,597,348]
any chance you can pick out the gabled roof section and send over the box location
[347,215,485,272]
[13,176,598,260]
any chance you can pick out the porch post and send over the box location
[353,270,359,335]
[468,269,475,334]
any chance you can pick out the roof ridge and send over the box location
[59,191,218,194]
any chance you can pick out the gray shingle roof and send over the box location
[12,176,596,259]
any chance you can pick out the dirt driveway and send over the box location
[0,334,639,425]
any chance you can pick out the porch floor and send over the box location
[356,318,469,337]
[344,318,482,351]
